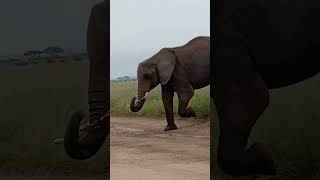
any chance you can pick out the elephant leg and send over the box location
[213,21,275,175]
[162,85,177,131]
[215,77,275,176]
[177,87,196,117]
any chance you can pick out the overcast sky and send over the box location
[111,0,210,79]
[0,0,101,56]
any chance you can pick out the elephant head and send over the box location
[130,48,176,112]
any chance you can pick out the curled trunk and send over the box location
[130,92,148,112]
[64,110,108,160]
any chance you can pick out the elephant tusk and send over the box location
[134,99,141,107]
[143,92,149,99]
[100,111,110,121]
[53,138,64,144]
[133,92,149,107]
[140,92,149,100]
[135,92,149,103]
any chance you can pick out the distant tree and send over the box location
[43,46,64,56]
[72,54,83,62]
[47,58,56,64]
[23,50,43,57]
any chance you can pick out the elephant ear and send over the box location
[156,49,176,85]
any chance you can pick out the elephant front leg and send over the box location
[162,85,177,131]
[177,87,196,117]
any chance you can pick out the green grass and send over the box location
[0,62,107,173]
[211,74,320,178]
[110,81,210,118]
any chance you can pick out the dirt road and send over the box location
[110,117,210,180]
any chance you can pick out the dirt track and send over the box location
[110,117,210,180]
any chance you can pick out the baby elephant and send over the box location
[130,36,210,131]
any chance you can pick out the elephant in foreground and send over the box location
[213,0,320,176]
[63,1,109,160]
[130,36,210,131]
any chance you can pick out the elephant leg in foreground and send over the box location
[177,87,196,117]
[162,85,177,131]
[215,77,275,176]
[64,1,108,160]
[213,26,275,175]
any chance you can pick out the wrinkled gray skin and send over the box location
[64,1,109,160]
[213,0,320,176]
[130,36,210,131]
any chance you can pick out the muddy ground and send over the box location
[110,116,210,180]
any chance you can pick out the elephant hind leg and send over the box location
[214,70,276,175]
[177,87,196,117]
[213,18,276,175]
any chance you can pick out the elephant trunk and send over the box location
[64,1,108,160]
[130,89,149,112]
[64,110,108,160]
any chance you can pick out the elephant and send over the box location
[63,0,109,160]
[130,36,210,131]
[213,0,320,176]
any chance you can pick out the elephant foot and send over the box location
[164,124,177,131]
[218,142,276,176]
[247,142,276,175]
[179,107,196,118]
[188,108,197,117]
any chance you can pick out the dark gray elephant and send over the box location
[63,1,109,160]
[213,0,320,176]
[130,36,210,131]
